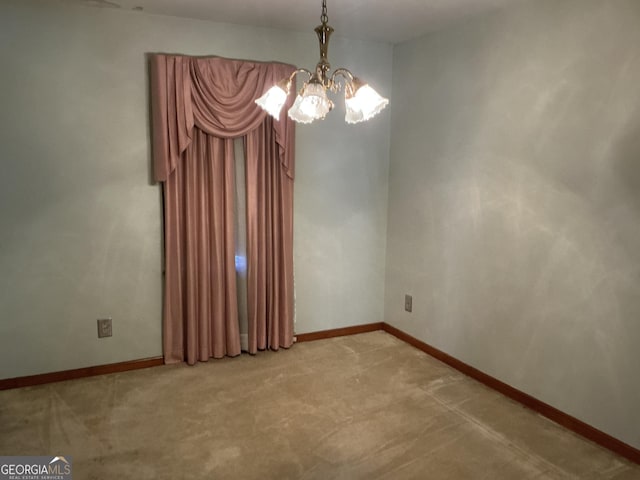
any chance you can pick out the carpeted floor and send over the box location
[1,331,638,479]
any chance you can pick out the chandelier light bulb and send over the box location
[255,84,288,119]
[345,82,389,124]
[288,95,316,124]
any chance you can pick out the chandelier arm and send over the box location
[287,68,313,94]
[291,68,313,82]
[328,68,354,93]
[330,68,354,83]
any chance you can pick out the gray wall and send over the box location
[386,0,640,448]
[4,0,637,453]
[0,0,392,378]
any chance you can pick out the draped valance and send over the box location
[150,54,296,182]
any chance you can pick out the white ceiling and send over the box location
[75,0,524,44]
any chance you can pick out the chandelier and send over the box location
[255,0,389,124]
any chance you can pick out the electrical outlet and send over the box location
[404,294,412,313]
[97,318,112,338]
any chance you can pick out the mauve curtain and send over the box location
[150,54,296,364]
[245,118,295,353]
[163,130,239,363]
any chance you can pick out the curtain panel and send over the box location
[150,54,296,363]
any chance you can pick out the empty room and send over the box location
[0,0,639,478]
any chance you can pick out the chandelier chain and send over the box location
[320,0,328,25]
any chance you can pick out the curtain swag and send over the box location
[151,55,295,181]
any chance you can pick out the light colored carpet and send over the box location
[1,331,638,479]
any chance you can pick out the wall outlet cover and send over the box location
[405,294,413,313]
[97,318,112,338]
